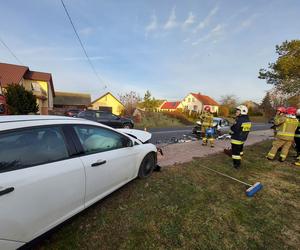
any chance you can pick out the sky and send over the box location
[0,0,300,103]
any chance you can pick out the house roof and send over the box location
[0,62,55,96]
[0,63,28,86]
[160,101,181,110]
[91,92,124,107]
[54,91,91,106]
[191,93,219,106]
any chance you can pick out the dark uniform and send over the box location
[230,115,252,168]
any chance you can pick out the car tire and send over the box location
[123,123,133,129]
[138,153,156,179]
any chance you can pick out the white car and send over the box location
[0,116,157,249]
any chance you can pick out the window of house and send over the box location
[188,98,191,102]
[193,105,198,110]
[192,98,195,102]
[31,82,41,92]
[0,127,69,173]
[74,125,131,154]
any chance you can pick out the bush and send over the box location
[219,106,229,117]
[163,111,194,125]
[4,84,39,115]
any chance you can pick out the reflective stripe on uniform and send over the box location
[232,155,241,160]
[295,161,300,166]
[295,134,300,138]
[280,154,287,159]
[231,139,244,145]
[277,132,295,137]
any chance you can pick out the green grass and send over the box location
[35,141,300,250]
[135,112,186,129]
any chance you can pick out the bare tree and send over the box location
[118,91,141,116]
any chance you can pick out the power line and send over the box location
[60,0,107,89]
[0,36,23,65]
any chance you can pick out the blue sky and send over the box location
[0,0,300,102]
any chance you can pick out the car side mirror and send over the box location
[127,139,134,147]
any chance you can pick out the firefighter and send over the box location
[272,107,286,136]
[294,109,300,166]
[200,106,214,147]
[230,105,251,169]
[267,107,298,162]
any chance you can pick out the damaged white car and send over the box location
[0,116,157,249]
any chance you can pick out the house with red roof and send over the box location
[0,62,55,115]
[181,92,219,114]
[159,101,184,112]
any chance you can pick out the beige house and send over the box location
[0,62,55,115]
[90,92,125,115]
[181,92,219,113]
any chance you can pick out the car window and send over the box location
[79,111,94,119]
[0,127,69,173]
[74,125,131,154]
[97,112,112,119]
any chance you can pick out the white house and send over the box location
[181,92,219,113]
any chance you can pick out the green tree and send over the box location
[259,40,300,95]
[260,92,274,119]
[4,84,39,114]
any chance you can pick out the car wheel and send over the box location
[123,123,133,129]
[138,153,156,179]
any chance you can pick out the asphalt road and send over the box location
[147,123,271,144]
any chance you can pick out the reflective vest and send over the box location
[276,117,298,141]
[200,112,213,127]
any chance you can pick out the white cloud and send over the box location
[235,13,260,32]
[164,7,178,30]
[183,12,196,28]
[194,5,219,33]
[145,13,158,36]
[192,24,225,46]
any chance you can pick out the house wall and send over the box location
[91,93,124,115]
[181,94,203,113]
[22,79,51,115]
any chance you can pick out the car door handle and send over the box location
[0,187,15,196]
[91,160,107,167]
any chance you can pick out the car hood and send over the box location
[117,129,152,143]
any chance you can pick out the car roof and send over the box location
[0,115,112,132]
[0,115,76,123]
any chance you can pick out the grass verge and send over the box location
[35,141,300,250]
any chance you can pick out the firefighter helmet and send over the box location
[286,107,297,115]
[276,107,286,113]
[236,105,248,115]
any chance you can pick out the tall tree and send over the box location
[259,40,300,95]
[260,92,274,119]
[4,84,39,114]
[219,94,238,108]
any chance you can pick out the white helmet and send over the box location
[297,109,300,116]
[236,105,248,115]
